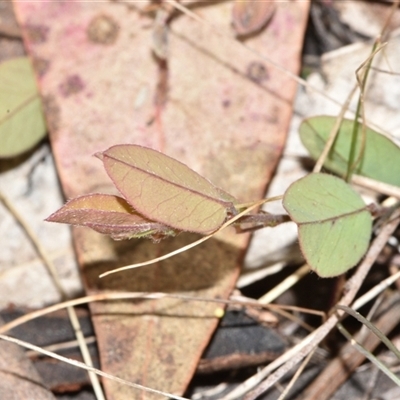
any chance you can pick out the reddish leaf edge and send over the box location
[96,144,239,234]
[46,145,283,246]
[46,193,177,242]
[47,144,240,240]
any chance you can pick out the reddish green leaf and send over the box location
[98,145,238,234]
[46,194,176,241]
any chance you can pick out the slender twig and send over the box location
[336,323,400,386]
[300,293,400,399]
[313,84,358,173]
[345,42,384,181]
[277,348,316,400]
[337,305,400,360]
[222,208,400,400]
[99,196,283,277]
[0,192,105,400]
[343,0,399,181]
[352,268,400,310]
[0,334,188,400]
[352,174,400,199]
[0,290,324,335]
[258,264,310,305]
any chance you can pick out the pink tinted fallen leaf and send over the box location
[232,0,275,36]
[46,194,176,241]
[98,145,238,234]
[15,0,310,397]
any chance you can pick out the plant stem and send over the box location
[345,39,380,181]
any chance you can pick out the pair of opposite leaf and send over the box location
[47,144,373,278]
[47,145,238,241]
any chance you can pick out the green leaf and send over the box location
[46,194,176,241]
[300,116,400,187]
[0,57,46,158]
[98,145,238,234]
[283,173,372,277]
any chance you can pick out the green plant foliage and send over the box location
[0,57,46,158]
[300,116,400,187]
[283,173,372,277]
[98,145,238,234]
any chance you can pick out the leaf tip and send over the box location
[45,210,60,223]
[94,151,104,161]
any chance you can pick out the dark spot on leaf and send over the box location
[104,334,135,365]
[247,62,269,84]
[154,58,169,107]
[146,116,155,126]
[59,74,85,97]
[87,14,119,45]
[24,24,49,44]
[232,1,275,37]
[42,95,61,134]
[222,99,231,108]
[32,57,50,77]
